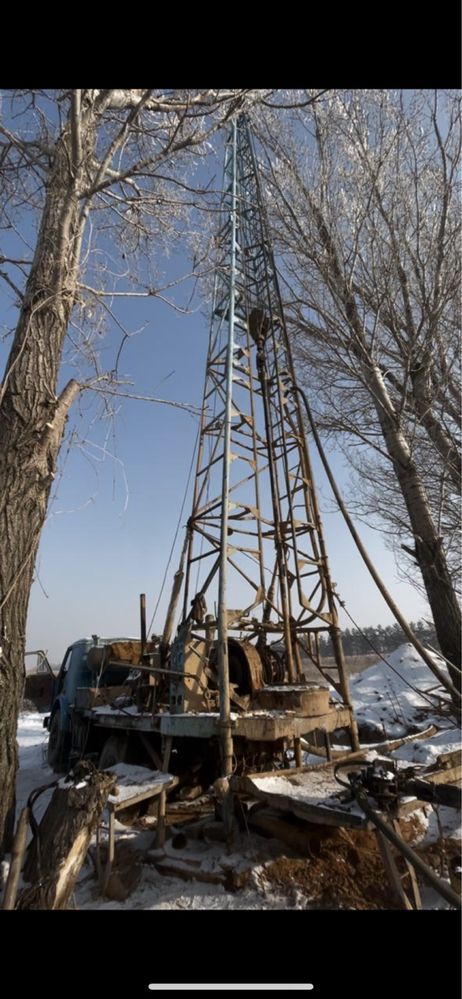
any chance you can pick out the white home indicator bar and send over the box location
[148,986,314,992]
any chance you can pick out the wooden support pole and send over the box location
[294,738,303,768]
[156,789,167,848]
[2,807,30,910]
[323,731,332,762]
[102,809,116,895]
[375,828,413,910]
[162,735,173,772]
[393,820,422,909]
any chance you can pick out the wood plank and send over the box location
[110,784,175,813]
[234,707,352,741]
[82,706,352,742]
[301,725,438,760]
[234,770,365,828]
[147,856,226,886]
[424,764,462,786]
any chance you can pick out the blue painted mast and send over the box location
[216,117,238,776]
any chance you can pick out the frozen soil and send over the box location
[257,820,461,910]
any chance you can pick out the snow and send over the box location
[392,727,461,766]
[16,711,55,825]
[252,770,349,809]
[348,643,453,739]
[252,770,365,823]
[92,704,149,717]
[105,763,175,804]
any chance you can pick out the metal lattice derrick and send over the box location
[181,118,342,648]
[168,115,360,763]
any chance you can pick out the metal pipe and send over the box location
[140,593,147,649]
[217,119,238,778]
[161,532,189,660]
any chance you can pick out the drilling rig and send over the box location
[155,115,359,776]
[50,115,359,789]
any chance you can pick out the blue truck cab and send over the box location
[45,636,133,770]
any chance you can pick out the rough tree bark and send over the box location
[310,204,462,689]
[362,363,461,689]
[0,128,86,855]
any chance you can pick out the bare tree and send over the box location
[254,89,461,688]
[0,87,272,854]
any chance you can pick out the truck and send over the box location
[44,636,138,771]
[45,115,359,793]
[44,619,355,802]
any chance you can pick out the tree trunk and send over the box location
[0,132,86,856]
[364,362,461,690]
[18,762,116,909]
[410,361,461,494]
[309,201,461,692]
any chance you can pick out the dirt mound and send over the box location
[261,826,397,909]
[259,820,457,909]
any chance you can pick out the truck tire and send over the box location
[98,735,127,770]
[47,709,67,771]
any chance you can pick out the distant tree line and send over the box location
[320,620,439,658]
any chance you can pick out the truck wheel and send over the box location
[47,709,67,771]
[98,735,127,770]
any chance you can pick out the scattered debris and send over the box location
[12,651,462,913]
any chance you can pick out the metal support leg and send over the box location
[393,820,422,909]
[102,808,115,895]
[294,738,303,768]
[156,789,166,848]
[375,828,413,909]
[95,823,102,887]
[162,736,173,772]
[223,786,237,851]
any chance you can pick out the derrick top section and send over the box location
[175,117,340,671]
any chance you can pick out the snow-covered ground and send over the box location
[13,714,297,910]
[348,643,455,740]
[16,713,55,825]
[10,644,462,910]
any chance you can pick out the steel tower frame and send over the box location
[167,116,358,773]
